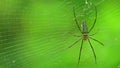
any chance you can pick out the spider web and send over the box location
[1,0,119,68]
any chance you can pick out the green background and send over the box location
[0,0,120,68]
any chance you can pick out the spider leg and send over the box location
[77,40,83,68]
[69,32,81,37]
[89,29,99,36]
[89,37,104,46]
[73,7,82,33]
[72,34,81,37]
[89,5,97,33]
[67,38,82,49]
[88,39,97,63]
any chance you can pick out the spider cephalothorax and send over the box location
[82,34,88,40]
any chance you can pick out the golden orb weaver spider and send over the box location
[67,5,104,68]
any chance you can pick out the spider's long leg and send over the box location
[73,7,82,33]
[67,38,82,49]
[77,40,83,68]
[72,34,81,37]
[89,5,97,33]
[88,39,97,63]
[69,32,81,37]
[89,37,104,46]
[89,29,99,36]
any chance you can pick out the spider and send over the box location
[67,5,104,67]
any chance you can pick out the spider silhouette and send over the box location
[67,5,104,67]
